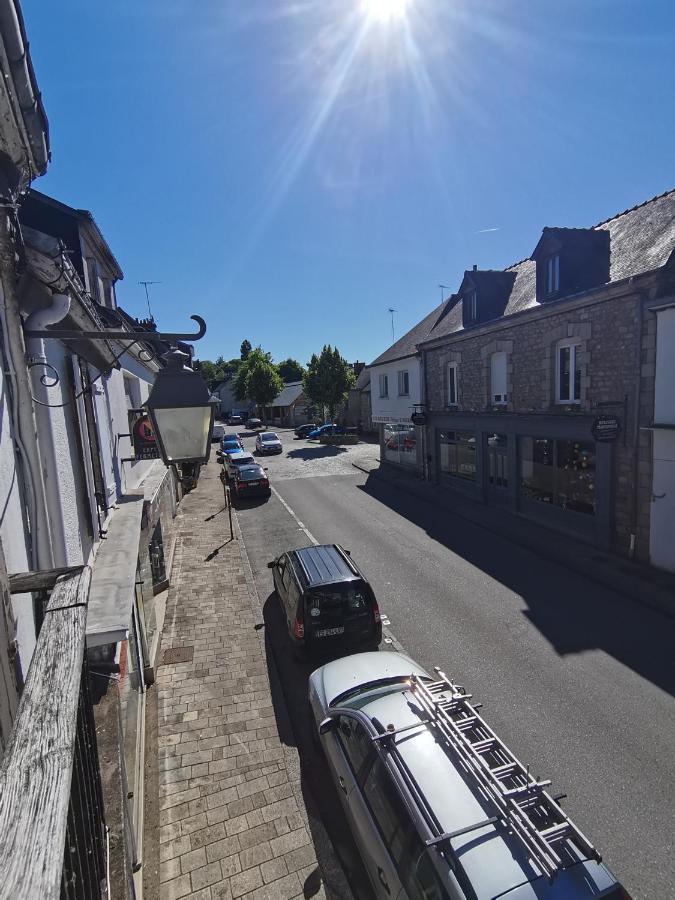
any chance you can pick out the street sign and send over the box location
[591,414,621,443]
[129,409,161,460]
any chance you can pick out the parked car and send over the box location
[255,431,283,454]
[231,463,270,500]
[246,417,263,430]
[220,435,243,454]
[223,450,256,480]
[307,423,345,439]
[227,414,243,425]
[211,423,226,443]
[309,651,629,900]
[294,423,318,438]
[267,544,381,655]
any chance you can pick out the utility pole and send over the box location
[388,307,396,343]
[139,281,161,320]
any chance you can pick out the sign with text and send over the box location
[591,415,621,443]
[411,413,426,426]
[129,409,161,460]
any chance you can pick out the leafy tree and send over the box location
[278,358,306,383]
[193,359,223,389]
[240,339,252,360]
[233,347,282,409]
[303,345,355,424]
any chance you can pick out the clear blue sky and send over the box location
[23,0,675,366]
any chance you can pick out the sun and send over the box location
[361,0,411,24]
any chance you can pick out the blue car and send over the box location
[307,423,345,439]
[220,436,243,453]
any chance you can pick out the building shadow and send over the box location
[286,446,348,461]
[261,592,375,898]
[358,472,675,699]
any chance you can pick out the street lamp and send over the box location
[146,348,215,466]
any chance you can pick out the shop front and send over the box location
[428,413,614,549]
[373,415,420,470]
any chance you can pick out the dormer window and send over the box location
[546,254,560,294]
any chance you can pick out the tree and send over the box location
[303,345,355,424]
[240,339,252,360]
[278,358,306,383]
[233,347,282,411]
[193,359,223,389]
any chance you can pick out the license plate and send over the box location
[247,481,259,487]
[315,626,345,638]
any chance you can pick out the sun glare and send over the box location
[361,0,410,24]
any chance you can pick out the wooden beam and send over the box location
[8,565,84,594]
[0,567,91,900]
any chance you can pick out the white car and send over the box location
[211,423,226,443]
[255,432,283,455]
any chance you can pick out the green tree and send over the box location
[303,345,355,424]
[240,339,252,360]
[233,347,281,410]
[277,358,306,383]
[193,359,223,389]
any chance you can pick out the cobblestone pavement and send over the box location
[155,459,331,900]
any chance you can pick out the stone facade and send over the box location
[422,287,650,558]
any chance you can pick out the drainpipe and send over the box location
[0,208,53,570]
[24,292,71,566]
[629,290,646,559]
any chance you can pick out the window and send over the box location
[487,433,508,488]
[384,424,416,466]
[397,370,409,397]
[546,254,560,294]
[467,291,477,320]
[490,351,508,404]
[439,431,476,481]
[520,437,595,515]
[556,342,581,403]
[447,363,458,406]
[362,758,413,864]
[337,717,373,779]
[379,374,389,398]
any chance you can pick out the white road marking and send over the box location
[270,485,405,653]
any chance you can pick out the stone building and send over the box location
[415,190,675,561]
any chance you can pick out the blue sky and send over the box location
[24,0,675,366]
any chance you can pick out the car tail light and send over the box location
[293,617,304,639]
[261,478,269,485]
[372,599,381,624]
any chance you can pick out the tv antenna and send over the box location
[438,284,451,302]
[388,307,396,343]
[139,281,161,320]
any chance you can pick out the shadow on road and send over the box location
[359,473,675,699]
[261,591,375,899]
[286,446,348,461]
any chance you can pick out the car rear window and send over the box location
[233,456,254,466]
[239,467,264,481]
[306,585,370,620]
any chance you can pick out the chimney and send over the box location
[472,264,478,271]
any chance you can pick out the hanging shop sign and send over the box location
[591,415,621,443]
[129,409,161,460]
[411,413,426,426]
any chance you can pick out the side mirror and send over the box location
[344,549,351,556]
[319,717,335,736]
[267,561,275,569]
[264,467,269,472]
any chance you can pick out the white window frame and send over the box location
[379,373,388,398]
[447,362,458,406]
[490,351,508,405]
[546,254,560,294]
[555,340,581,404]
[397,370,409,397]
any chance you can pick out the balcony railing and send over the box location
[0,567,107,900]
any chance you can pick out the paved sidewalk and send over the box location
[155,461,327,900]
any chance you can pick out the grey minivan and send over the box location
[309,651,630,900]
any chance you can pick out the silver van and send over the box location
[309,651,630,900]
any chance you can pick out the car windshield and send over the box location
[331,675,423,709]
[262,433,279,441]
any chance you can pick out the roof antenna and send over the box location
[139,281,161,321]
[388,307,396,343]
[438,284,451,303]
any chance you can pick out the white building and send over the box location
[369,302,449,469]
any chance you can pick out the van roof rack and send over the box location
[390,671,602,881]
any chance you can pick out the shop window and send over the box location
[487,433,508,488]
[384,424,416,466]
[149,520,167,591]
[379,374,389,398]
[556,342,581,403]
[520,437,595,514]
[447,363,458,406]
[397,370,409,397]
[439,431,476,481]
[490,352,507,404]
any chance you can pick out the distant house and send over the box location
[212,377,254,418]
[265,381,309,427]
[345,366,375,433]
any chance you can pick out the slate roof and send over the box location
[422,188,675,344]
[369,299,452,366]
[272,381,304,406]
[355,367,371,391]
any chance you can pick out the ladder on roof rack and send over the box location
[408,670,601,881]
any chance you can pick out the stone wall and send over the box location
[424,292,643,555]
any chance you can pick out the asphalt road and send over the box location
[226,426,675,900]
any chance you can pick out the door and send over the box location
[355,756,407,898]
[650,429,675,572]
[485,433,509,505]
